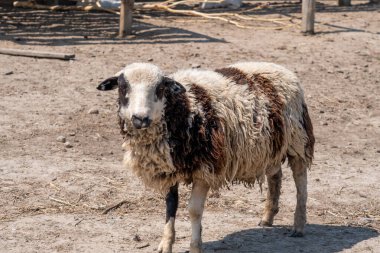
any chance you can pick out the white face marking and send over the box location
[124,83,165,122]
[117,63,166,125]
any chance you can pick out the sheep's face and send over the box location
[97,63,185,130]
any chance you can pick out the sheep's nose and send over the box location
[131,115,152,129]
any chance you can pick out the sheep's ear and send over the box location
[163,77,186,94]
[97,76,119,91]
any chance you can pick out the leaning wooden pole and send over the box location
[301,0,315,34]
[0,48,75,60]
[119,0,134,37]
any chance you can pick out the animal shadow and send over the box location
[202,224,379,253]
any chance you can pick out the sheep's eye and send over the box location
[118,85,129,106]
[155,83,166,100]
[119,95,129,106]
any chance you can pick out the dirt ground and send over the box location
[0,1,379,252]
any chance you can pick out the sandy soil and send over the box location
[0,1,379,252]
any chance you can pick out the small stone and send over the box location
[56,136,66,143]
[64,142,73,148]
[147,58,153,62]
[126,34,136,39]
[192,63,201,68]
[68,132,76,136]
[88,108,99,114]
[133,234,141,242]
[5,71,14,75]
[319,110,325,113]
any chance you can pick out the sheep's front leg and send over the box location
[260,167,282,227]
[188,180,209,253]
[158,184,178,253]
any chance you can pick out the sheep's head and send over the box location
[97,63,185,130]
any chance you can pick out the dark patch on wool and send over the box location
[164,83,225,178]
[252,73,285,156]
[164,88,192,176]
[188,84,225,174]
[301,103,315,159]
[216,67,285,156]
[215,67,259,93]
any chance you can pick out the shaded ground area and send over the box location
[0,1,379,252]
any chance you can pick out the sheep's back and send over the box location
[171,62,309,187]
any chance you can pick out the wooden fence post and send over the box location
[302,0,316,34]
[119,0,134,37]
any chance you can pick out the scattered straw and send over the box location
[49,197,76,207]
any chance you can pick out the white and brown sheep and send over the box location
[97,62,315,253]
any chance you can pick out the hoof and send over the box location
[157,242,163,253]
[258,220,273,227]
[157,240,172,253]
[289,230,304,237]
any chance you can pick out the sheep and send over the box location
[97,62,315,253]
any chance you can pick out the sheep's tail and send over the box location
[302,103,315,166]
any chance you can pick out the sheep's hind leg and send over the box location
[289,156,307,237]
[188,179,209,253]
[158,184,179,253]
[259,166,282,227]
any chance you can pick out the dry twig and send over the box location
[141,1,298,30]
[102,200,128,214]
[49,197,76,207]
[142,3,250,28]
